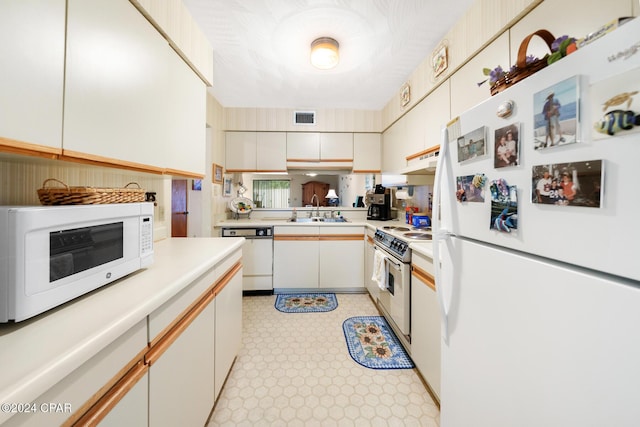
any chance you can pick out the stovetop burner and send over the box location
[403,232,432,240]
[382,226,410,231]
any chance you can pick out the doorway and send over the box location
[171,179,188,237]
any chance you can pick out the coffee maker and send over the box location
[366,185,392,220]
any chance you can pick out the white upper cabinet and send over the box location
[353,133,381,172]
[256,132,287,172]
[381,117,406,173]
[319,133,353,160]
[64,0,206,176]
[0,0,65,151]
[226,132,287,172]
[225,132,257,171]
[166,47,206,176]
[286,133,320,160]
[64,0,169,170]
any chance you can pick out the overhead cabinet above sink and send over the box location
[286,132,353,170]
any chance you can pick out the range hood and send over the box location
[397,145,439,174]
[398,156,438,174]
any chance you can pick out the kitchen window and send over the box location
[253,180,290,208]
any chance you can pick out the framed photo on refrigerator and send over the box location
[457,126,487,163]
[531,160,603,208]
[494,123,520,168]
[533,75,581,150]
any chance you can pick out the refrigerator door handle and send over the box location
[433,126,452,344]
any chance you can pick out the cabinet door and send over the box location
[99,372,148,427]
[149,303,215,427]
[225,131,257,171]
[214,269,243,396]
[320,133,353,160]
[64,0,169,169]
[2,320,147,427]
[0,0,65,152]
[319,226,364,288]
[286,132,320,160]
[165,47,206,176]
[381,118,406,173]
[411,257,440,401]
[273,226,320,289]
[256,132,286,172]
[353,133,381,173]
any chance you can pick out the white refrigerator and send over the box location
[433,18,640,427]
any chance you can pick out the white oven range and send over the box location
[373,225,431,350]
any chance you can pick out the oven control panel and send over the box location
[374,230,410,261]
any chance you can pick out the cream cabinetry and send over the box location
[274,225,365,290]
[0,0,65,154]
[353,133,381,173]
[226,132,258,171]
[165,47,206,176]
[226,132,287,172]
[214,266,243,396]
[63,0,206,177]
[63,0,169,171]
[411,250,440,402]
[149,303,215,427]
[381,117,406,172]
[274,226,320,288]
[287,132,320,160]
[257,132,287,171]
[3,320,148,427]
[320,133,353,160]
[319,226,364,288]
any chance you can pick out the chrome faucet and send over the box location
[310,193,320,217]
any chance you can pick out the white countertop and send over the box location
[215,217,407,232]
[0,237,244,423]
[411,241,435,259]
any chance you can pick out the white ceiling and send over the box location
[183,0,474,110]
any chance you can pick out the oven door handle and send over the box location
[384,254,402,271]
[373,245,402,271]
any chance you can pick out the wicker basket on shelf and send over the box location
[491,29,556,96]
[37,178,146,205]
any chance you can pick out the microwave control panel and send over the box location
[140,216,153,254]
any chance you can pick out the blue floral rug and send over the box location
[274,293,338,313]
[342,316,415,369]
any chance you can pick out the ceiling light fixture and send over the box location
[310,37,339,70]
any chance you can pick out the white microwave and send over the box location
[0,203,154,323]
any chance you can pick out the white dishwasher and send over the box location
[221,227,273,293]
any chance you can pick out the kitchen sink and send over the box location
[288,217,348,223]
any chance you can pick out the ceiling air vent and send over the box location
[293,111,316,125]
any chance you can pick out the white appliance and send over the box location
[221,226,273,292]
[0,203,154,323]
[433,19,640,426]
[373,225,432,348]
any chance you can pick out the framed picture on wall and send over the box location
[213,163,223,184]
[192,179,202,191]
[223,176,232,197]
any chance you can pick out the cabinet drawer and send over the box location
[4,320,147,427]
[274,225,320,236]
[319,226,364,236]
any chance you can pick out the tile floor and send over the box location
[207,293,440,426]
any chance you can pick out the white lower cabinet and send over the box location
[274,226,365,289]
[319,226,364,288]
[149,302,215,427]
[3,320,148,427]
[214,268,243,396]
[274,226,320,288]
[100,372,148,427]
[410,251,441,401]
